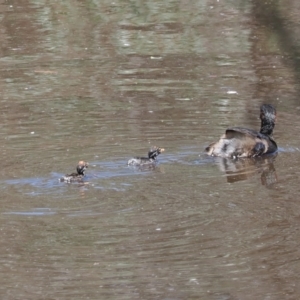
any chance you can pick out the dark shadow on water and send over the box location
[252,0,300,100]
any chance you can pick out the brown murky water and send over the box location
[1,0,300,299]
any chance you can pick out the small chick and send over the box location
[60,161,88,183]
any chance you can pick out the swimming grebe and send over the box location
[128,146,165,167]
[205,104,277,158]
[60,161,88,183]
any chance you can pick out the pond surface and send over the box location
[1,0,300,299]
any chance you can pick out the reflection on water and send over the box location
[213,154,278,187]
[0,0,300,299]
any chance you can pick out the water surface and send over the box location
[1,0,300,299]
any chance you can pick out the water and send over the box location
[0,0,300,299]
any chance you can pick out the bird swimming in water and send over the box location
[60,161,88,183]
[205,104,277,158]
[128,146,165,167]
